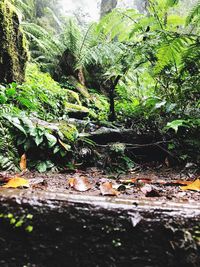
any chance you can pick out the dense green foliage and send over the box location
[0,0,199,171]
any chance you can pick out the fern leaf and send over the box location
[186,1,200,25]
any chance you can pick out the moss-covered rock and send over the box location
[0,0,28,83]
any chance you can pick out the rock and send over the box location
[0,0,28,84]
[117,0,149,13]
[100,0,118,18]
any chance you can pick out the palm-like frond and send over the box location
[186,0,200,25]
[15,0,36,21]
[154,36,192,73]
[22,22,64,63]
[61,19,82,57]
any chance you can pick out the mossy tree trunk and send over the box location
[0,0,27,84]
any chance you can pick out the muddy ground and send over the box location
[0,166,200,267]
[1,166,199,202]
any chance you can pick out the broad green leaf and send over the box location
[3,115,27,136]
[166,120,186,133]
[45,133,57,148]
[35,135,43,146]
[36,162,47,173]
[6,88,16,97]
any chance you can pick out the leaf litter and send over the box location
[0,166,199,202]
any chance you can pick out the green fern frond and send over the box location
[22,22,64,63]
[154,36,191,73]
[186,1,200,25]
[61,19,82,57]
[0,119,19,171]
[15,0,35,21]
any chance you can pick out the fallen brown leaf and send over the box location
[180,179,200,191]
[68,176,91,192]
[119,178,193,186]
[20,154,27,171]
[171,180,193,186]
[100,182,120,196]
[2,177,29,188]
[119,178,137,184]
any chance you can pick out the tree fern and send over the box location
[14,0,36,22]
[61,19,82,57]
[22,22,64,68]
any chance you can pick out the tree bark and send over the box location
[0,0,27,83]
[108,75,121,122]
[0,191,199,267]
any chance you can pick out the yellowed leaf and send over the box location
[20,154,27,171]
[58,139,71,151]
[180,179,200,191]
[3,177,29,188]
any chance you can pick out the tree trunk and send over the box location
[108,86,115,121]
[108,75,121,122]
[0,0,27,83]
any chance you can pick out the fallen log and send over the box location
[79,127,154,144]
[0,190,199,267]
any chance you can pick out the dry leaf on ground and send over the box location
[68,176,91,192]
[180,179,200,191]
[100,182,120,196]
[2,177,29,188]
[20,154,27,171]
[119,178,193,186]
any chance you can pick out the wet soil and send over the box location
[0,167,199,267]
[1,166,199,203]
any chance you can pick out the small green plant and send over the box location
[0,212,34,233]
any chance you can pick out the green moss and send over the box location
[65,89,82,105]
[0,0,28,83]
[64,102,89,113]
[59,122,78,142]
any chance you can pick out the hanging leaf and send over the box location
[100,182,120,196]
[2,177,29,188]
[68,176,91,192]
[20,154,27,171]
[165,120,187,133]
[58,139,71,151]
[180,179,200,191]
[45,133,57,148]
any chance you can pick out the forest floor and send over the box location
[0,166,200,267]
[1,166,199,203]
